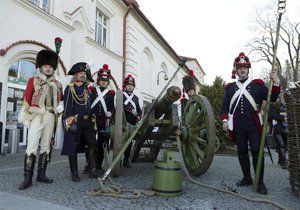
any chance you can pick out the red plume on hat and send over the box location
[188,69,195,77]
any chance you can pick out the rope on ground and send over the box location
[86,145,154,198]
[86,176,155,199]
[175,130,288,210]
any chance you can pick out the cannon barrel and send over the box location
[155,86,181,118]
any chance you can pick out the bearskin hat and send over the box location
[35,50,58,70]
[123,74,135,87]
[68,62,94,82]
[182,70,196,92]
[97,64,111,84]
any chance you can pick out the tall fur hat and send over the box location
[35,50,58,70]
[182,70,196,92]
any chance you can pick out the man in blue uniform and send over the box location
[268,98,288,169]
[90,64,115,171]
[61,62,102,182]
[122,74,142,168]
[220,52,280,195]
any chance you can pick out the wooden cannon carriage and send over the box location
[102,61,216,179]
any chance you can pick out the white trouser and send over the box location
[25,111,55,155]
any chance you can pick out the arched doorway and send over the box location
[5,59,37,151]
[0,40,67,154]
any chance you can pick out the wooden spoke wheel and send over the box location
[180,95,216,176]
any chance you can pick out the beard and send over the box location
[77,76,87,82]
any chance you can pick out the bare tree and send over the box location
[247,6,300,89]
[280,22,300,82]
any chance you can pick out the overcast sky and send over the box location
[137,0,300,85]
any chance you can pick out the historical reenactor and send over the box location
[18,49,63,190]
[180,70,196,115]
[268,98,288,169]
[122,74,142,168]
[220,52,280,195]
[61,62,102,182]
[90,64,115,172]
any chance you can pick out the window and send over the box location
[95,9,108,47]
[8,60,37,86]
[27,0,50,13]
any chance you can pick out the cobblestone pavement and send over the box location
[0,149,299,210]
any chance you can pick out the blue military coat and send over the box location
[61,83,93,156]
[123,92,142,125]
[220,78,280,141]
[90,86,115,130]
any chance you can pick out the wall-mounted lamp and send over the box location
[157,71,169,85]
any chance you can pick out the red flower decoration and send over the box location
[54,37,63,54]
[55,37,63,43]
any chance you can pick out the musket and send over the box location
[254,0,286,192]
[265,137,274,164]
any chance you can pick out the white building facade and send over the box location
[0,0,205,154]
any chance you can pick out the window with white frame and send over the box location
[27,0,50,13]
[95,9,108,47]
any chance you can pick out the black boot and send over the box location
[123,158,131,168]
[123,142,132,168]
[88,148,102,178]
[236,154,253,186]
[19,154,36,190]
[36,152,53,183]
[279,149,288,169]
[68,156,80,182]
[82,150,90,174]
[253,155,268,195]
[277,148,284,165]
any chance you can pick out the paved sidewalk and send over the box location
[0,191,73,210]
[0,149,299,210]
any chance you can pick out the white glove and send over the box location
[105,111,112,118]
[56,101,64,114]
[18,107,33,124]
[131,109,137,117]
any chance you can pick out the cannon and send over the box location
[110,88,216,177]
[107,61,216,178]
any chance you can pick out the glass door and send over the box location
[5,59,37,147]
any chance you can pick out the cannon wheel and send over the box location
[181,95,216,176]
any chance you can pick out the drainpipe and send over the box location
[122,4,132,85]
